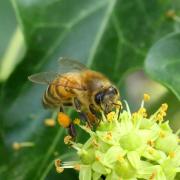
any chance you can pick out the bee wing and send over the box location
[28,72,87,90]
[58,57,88,73]
[28,58,88,90]
[28,72,59,85]
[55,76,86,90]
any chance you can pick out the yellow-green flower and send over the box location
[55,94,180,180]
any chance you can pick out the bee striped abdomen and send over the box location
[42,77,75,108]
[42,84,61,108]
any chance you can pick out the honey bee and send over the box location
[28,58,120,135]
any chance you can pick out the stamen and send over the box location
[92,139,99,148]
[64,135,73,145]
[161,103,168,111]
[166,9,176,19]
[143,93,150,101]
[117,155,124,162]
[138,107,147,118]
[168,151,175,158]
[159,131,166,138]
[12,141,35,150]
[105,132,112,140]
[149,103,168,123]
[148,147,155,154]
[147,140,155,147]
[74,164,80,171]
[107,111,115,122]
[44,118,56,127]
[73,118,80,125]
[123,100,131,116]
[55,159,80,172]
[149,171,156,180]
[64,136,83,151]
[132,112,139,123]
[55,159,64,173]
[95,156,101,161]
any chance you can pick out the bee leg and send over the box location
[59,105,64,112]
[78,112,88,122]
[89,104,101,126]
[68,123,76,140]
[73,98,92,127]
[89,104,99,118]
[73,97,81,112]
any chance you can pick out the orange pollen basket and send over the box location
[58,112,71,128]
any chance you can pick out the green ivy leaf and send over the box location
[145,33,180,101]
[0,0,178,179]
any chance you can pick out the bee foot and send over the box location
[68,123,76,140]
[78,112,92,128]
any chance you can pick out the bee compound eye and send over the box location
[95,91,104,105]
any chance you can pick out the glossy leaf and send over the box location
[0,0,179,179]
[145,33,180,101]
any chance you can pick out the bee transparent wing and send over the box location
[28,72,87,90]
[28,72,59,85]
[58,57,88,73]
[55,75,87,91]
[28,58,88,90]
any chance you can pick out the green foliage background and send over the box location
[0,0,180,179]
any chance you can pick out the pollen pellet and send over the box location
[58,112,71,128]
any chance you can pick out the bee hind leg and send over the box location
[68,123,76,140]
[73,98,92,128]
[58,105,76,139]
[59,105,64,112]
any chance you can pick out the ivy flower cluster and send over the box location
[55,94,180,180]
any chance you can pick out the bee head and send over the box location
[94,86,119,114]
